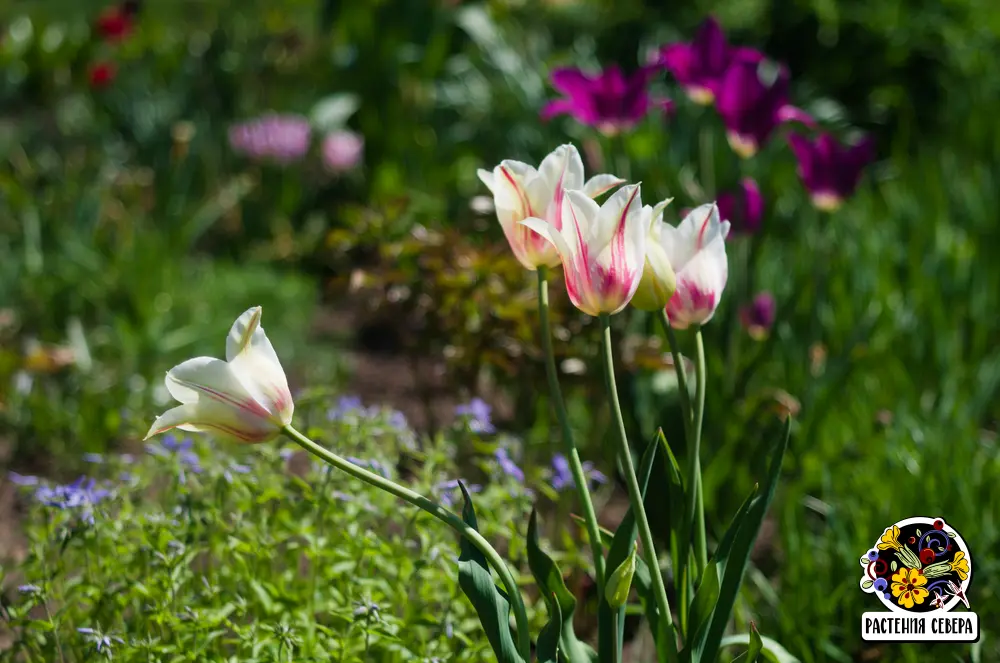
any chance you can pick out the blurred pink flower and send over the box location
[321,131,364,172]
[228,114,312,165]
[716,177,764,236]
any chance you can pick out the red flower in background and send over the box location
[89,62,117,88]
[95,7,132,42]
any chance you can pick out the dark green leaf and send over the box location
[748,622,764,663]
[695,418,792,663]
[457,481,526,663]
[527,509,591,663]
[536,591,562,663]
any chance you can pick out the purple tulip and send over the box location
[739,292,776,340]
[656,16,764,105]
[715,56,813,158]
[788,132,876,211]
[716,177,764,236]
[541,64,673,136]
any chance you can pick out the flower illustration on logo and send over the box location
[891,568,929,609]
[859,517,974,614]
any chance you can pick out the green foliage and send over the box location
[0,400,548,662]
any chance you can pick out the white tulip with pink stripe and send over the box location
[662,203,731,329]
[145,307,294,444]
[520,184,649,316]
[477,144,624,270]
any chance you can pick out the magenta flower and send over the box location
[657,16,763,105]
[321,130,364,173]
[788,132,875,211]
[541,65,673,135]
[716,177,764,236]
[716,57,813,158]
[739,292,776,340]
[228,114,311,164]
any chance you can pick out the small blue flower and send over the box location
[551,454,608,491]
[883,592,892,600]
[147,434,202,484]
[866,549,879,562]
[494,448,524,482]
[77,627,124,656]
[328,395,366,421]
[874,578,887,592]
[34,476,110,524]
[82,453,104,464]
[455,398,496,434]
[8,472,38,487]
[435,479,482,508]
[17,584,41,595]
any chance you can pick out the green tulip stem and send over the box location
[282,424,531,660]
[599,314,678,662]
[537,265,607,588]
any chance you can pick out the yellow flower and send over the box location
[877,525,902,551]
[950,552,970,581]
[891,567,929,609]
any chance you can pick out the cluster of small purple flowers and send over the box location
[146,433,203,484]
[542,16,875,214]
[8,473,112,525]
[327,395,410,433]
[227,114,363,172]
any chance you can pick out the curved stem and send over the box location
[537,266,606,588]
[282,424,531,660]
[598,315,678,661]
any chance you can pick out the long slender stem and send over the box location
[598,315,677,662]
[537,266,606,588]
[282,424,531,660]
[691,329,708,574]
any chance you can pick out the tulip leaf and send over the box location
[693,418,792,663]
[598,435,659,663]
[536,591,562,663]
[720,632,800,663]
[527,509,593,663]
[685,560,721,658]
[456,481,526,663]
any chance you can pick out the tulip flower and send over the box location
[541,65,673,136]
[145,307,294,444]
[477,144,625,270]
[662,204,731,329]
[716,56,813,158]
[716,177,764,236]
[89,62,117,89]
[788,132,875,211]
[630,198,678,311]
[656,16,763,105]
[739,291,776,340]
[521,184,648,316]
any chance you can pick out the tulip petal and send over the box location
[165,356,274,421]
[582,173,626,199]
[538,144,585,193]
[224,307,293,423]
[519,216,573,266]
[591,183,642,253]
[145,402,278,444]
[477,168,496,194]
[494,161,539,219]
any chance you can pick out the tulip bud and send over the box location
[605,544,638,609]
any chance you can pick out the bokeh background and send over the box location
[1,0,998,661]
